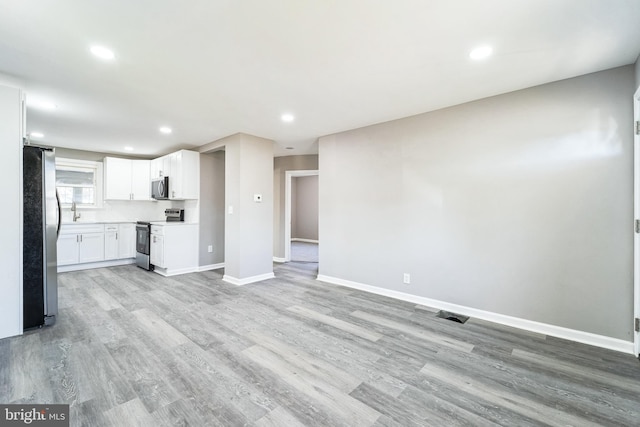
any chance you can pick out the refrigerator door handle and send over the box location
[56,189,62,239]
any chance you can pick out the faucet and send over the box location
[71,201,81,222]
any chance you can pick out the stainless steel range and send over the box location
[135,221,153,270]
[136,209,185,270]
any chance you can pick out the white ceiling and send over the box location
[0,0,639,158]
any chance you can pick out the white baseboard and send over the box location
[291,238,319,243]
[58,258,135,273]
[273,257,286,263]
[153,266,199,277]
[316,274,634,355]
[198,263,225,272]
[223,272,275,286]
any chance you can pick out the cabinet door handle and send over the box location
[80,235,83,243]
[76,235,79,243]
[116,232,118,240]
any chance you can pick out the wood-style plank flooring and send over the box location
[1,260,639,426]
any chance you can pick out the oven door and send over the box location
[136,224,150,255]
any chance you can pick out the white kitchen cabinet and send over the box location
[150,157,161,179]
[58,222,136,270]
[78,233,105,263]
[57,224,105,266]
[150,233,165,268]
[104,225,119,260]
[149,223,198,276]
[118,223,136,258]
[150,155,171,179]
[106,223,136,260]
[131,161,151,200]
[104,157,151,200]
[57,233,80,266]
[169,150,199,200]
[149,150,199,200]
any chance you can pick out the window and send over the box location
[56,158,103,207]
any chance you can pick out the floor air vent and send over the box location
[436,310,469,324]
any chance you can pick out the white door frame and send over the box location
[284,170,319,262]
[634,86,640,357]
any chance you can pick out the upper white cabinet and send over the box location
[170,150,199,200]
[104,157,151,201]
[150,150,199,200]
[150,155,172,179]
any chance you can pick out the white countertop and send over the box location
[61,221,136,225]
[149,221,198,226]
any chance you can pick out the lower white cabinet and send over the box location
[150,233,165,268]
[78,233,105,263]
[105,226,118,260]
[149,223,197,275]
[58,222,136,269]
[105,223,136,260]
[57,224,105,266]
[57,234,82,265]
[118,223,136,258]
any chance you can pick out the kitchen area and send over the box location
[57,148,203,278]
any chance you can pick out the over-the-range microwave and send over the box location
[151,176,169,200]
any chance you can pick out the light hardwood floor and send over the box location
[1,261,639,426]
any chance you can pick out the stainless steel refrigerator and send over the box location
[23,144,60,330]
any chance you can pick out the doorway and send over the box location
[285,170,319,263]
[634,85,640,357]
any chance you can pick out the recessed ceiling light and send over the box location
[90,45,115,60]
[159,126,172,134]
[281,113,295,123]
[469,45,493,60]
[30,132,44,138]
[124,146,134,151]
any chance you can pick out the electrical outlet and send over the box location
[403,273,411,284]
[207,245,213,253]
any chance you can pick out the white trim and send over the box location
[285,170,319,262]
[634,85,640,357]
[18,91,24,335]
[317,274,635,355]
[273,257,286,263]
[153,266,199,277]
[57,258,135,273]
[223,272,275,286]
[291,238,319,244]
[55,157,104,208]
[197,263,225,272]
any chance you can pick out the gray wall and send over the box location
[292,175,319,241]
[273,155,319,257]
[224,133,274,280]
[0,84,22,339]
[319,65,635,341]
[199,151,225,266]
